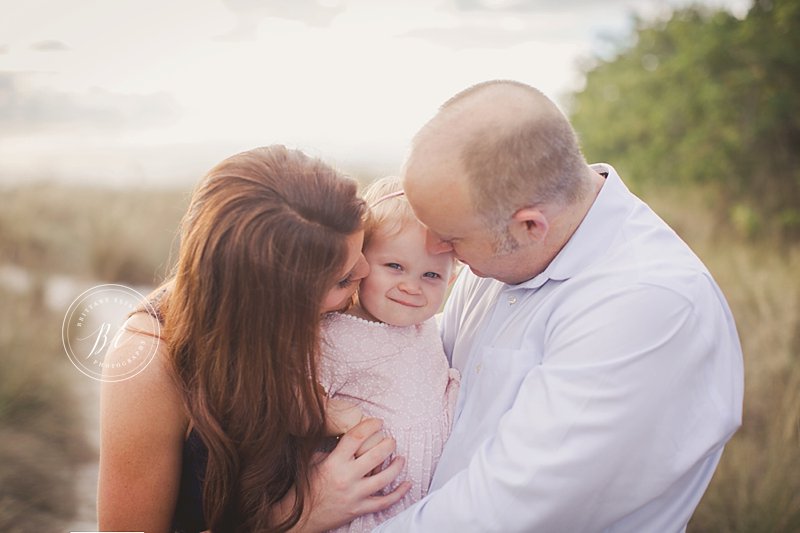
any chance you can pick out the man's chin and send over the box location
[468,265,489,278]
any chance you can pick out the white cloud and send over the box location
[217,0,347,40]
[30,40,70,52]
[401,24,539,49]
[451,0,749,14]
[0,0,754,185]
[0,72,180,136]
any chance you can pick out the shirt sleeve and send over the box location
[375,282,741,532]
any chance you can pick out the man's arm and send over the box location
[376,283,742,531]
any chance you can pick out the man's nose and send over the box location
[426,232,454,255]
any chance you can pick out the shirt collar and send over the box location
[514,163,634,291]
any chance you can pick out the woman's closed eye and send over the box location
[337,275,354,288]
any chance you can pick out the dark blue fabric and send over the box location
[172,428,207,533]
[142,289,207,532]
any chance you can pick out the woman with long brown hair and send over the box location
[98,145,409,532]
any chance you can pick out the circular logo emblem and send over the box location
[62,284,160,382]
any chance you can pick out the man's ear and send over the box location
[512,207,549,243]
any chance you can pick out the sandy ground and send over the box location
[59,277,154,531]
[66,378,101,532]
[0,265,151,532]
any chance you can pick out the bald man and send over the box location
[374,81,743,532]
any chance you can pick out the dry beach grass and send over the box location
[0,182,797,531]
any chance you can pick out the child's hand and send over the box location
[325,397,387,473]
[325,396,364,436]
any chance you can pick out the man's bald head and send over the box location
[407,80,590,226]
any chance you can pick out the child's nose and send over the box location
[398,281,422,295]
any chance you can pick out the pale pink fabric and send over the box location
[320,312,461,533]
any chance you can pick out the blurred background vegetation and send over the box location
[569,0,800,529]
[570,0,800,243]
[1,0,798,530]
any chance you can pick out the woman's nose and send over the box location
[354,254,370,281]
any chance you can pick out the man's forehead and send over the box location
[404,168,467,211]
[411,194,478,240]
[403,142,465,195]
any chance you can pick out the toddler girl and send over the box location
[320,176,461,532]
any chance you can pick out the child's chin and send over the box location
[381,312,426,328]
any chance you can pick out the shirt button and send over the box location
[508,296,517,305]
[475,363,482,374]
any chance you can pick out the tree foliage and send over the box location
[569,0,800,240]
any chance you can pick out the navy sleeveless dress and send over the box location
[144,290,207,532]
[172,428,207,532]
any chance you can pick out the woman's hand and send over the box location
[299,418,411,532]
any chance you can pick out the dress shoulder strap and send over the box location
[135,285,168,324]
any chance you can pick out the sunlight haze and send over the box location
[0,0,750,186]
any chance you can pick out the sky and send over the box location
[0,0,751,187]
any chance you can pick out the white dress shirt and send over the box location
[375,164,743,532]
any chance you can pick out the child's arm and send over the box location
[318,337,383,458]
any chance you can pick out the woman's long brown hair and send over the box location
[159,146,365,531]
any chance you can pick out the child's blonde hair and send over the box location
[362,176,418,249]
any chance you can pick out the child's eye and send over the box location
[424,272,442,279]
[337,275,354,288]
[385,263,403,271]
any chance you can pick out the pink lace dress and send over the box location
[320,312,461,533]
